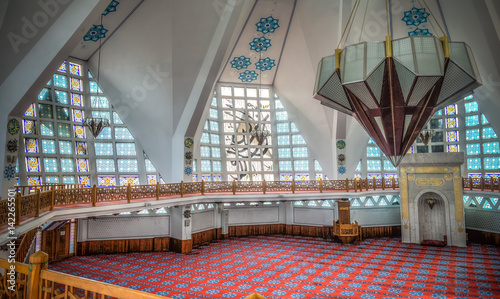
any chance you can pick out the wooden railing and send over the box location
[0,252,169,299]
[462,177,500,192]
[15,184,85,196]
[14,227,38,263]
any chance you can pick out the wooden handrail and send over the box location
[14,226,38,263]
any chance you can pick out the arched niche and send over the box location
[418,192,448,244]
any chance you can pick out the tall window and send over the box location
[17,59,160,187]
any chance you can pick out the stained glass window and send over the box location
[212,147,221,158]
[484,157,500,169]
[278,148,291,158]
[90,96,108,108]
[221,86,232,96]
[58,62,67,72]
[115,128,134,140]
[38,104,53,119]
[43,158,58,172]
[446,131,459,142]
[96,159,115,172]
[201,132,210,144]
[95,143,113,156]
[28,176,42,186]
[275,100,284,109]
[201,160,211,172]
[209,120,219,131]
[40,121,54,136]
[24,103,36,117]
[69,62,82,76]
[384,160,397,171]
[482,114,489,125]
[117,159,138,172]
[54,90,68,104]
[445,104,457,115]
[59,141,72,154]
[466,129,480,141]
[96,127,111,139]
[200,146,211,157]
[61,158,74,172]
[279,160,292,171]
[120,176,139,186]
[116,143,136,156]
[92,111,110,120]
[367,146,381,157]
[26,157,41,172]
[467,158,481,170]
[25,138,38,153]
[145,159,156,172]
[294,160,308,171]
[147,175,157,185]
[447,144,459,153]
[76,158,89,172]
[211,134,220,145]
[292,135,306,145]
[89,81,102,93]
[465,115,479,127]
[23,120,36,135]
[464,101,478,113]
[73,125,85,139]
[445,118,458,129]
[293,147,308,158]
[430,119,442,129]
[113,112,123,124]
[367,159,382,171]
[71,93,83,106]
[70,78,82,91]
[467,143,480,155]
[78,176,91,187]
[98,175,116,187]
[72,109,84,122]
[213,160,222,172]
[75,142,87,155]
[482,127,497,139]
[278,135,290,146]
[53,74,67,88]
[55,106,69,121]
[45,176,59,183]
[276,111,288,121]
[209,108,218,119]
[483,142,500,154]
[63,176,76,184]
[42,139,56,154]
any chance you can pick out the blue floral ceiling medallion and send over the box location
[184,166,193,176]
[4,164,15,180]
[255,57,276,71]
[338,166,347,175]
[408,28,433,36]
[102,0,119,16]
[401,7,430,26]
[230,56,251,70]
[249,37,272,52]
[83,25,109,42]
[238,70,258,83]
[256,16,280,34]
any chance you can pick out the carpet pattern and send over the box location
[50,236,500,298]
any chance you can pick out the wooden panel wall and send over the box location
[192,228,222,246]
[360,226,401,240]
[41,223,71,262]
[77,237,169,256]
[170,238,193,254]
[466,229,500,246]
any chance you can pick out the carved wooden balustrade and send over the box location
[462,177,500,192]
[14,227,38,263]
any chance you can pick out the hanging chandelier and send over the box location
[313,0,481,167]
[84,14,110,138]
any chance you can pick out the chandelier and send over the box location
[419,129,436,146]
[313,1,481,167]
[83,14,110,138]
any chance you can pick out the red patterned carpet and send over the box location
[51,235,500,298]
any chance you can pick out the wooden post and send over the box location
[232,180,236,195]
[50,188,55,211]
[127,184,132,202]
[35,189,40,218]
[354,179,357,192]
[491,177,495,192]
[319,179,323,193]
[201,180,205,195]
[92,185,97,207]
[373,177,377,190]
[392,177,395,190]
[28,251,48,298]
[382,177,385,190]
[345,178,349,192]
[15,192,21,226]
[263,179,267,194]
[469,177,473,190]
[480,177,485,191]
[365,178,369,191]
[292,179,296,194]
[180,181,184,198]
[156,182,160,200]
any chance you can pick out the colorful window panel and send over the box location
[113,112,123,124]
[445,118,458,129]
[446,131,459,142]
[147,175,157,185]
[71,93,83,106]
[212,147,221,158]
[447,144,459,153]
[278,135,290,146]
[213,161,222,172]
[59,141,73,155]
[279,160,292,171]
[120,176,139,186]
[483,142,500,154]
[295,174,309,181]
[45,176,59,183]
[466,129,480,141]
[63,176,76,184]
[78,176,91,187]
[467,143,481,155]
[278,148,291,158]
[116,143,136,156]
[53,74,67,88]
[384,160,397,171]
[43,158,58,172]
[202,174,212,182]
[384,173,398,180]
[293,160,308,171]
[37,103,53,119]
[464,101,478,113]
[42,139,56,154]
[75,142,87,155]
[276,111,288,121]
[143,159,156,172]
[445,104,457,115]
[28,176,42,186]
[291,135,306,145]
[467,158,482,170]
[24,103,36,117]
[96,159,115,172]
[74,125,86,139]
[72,109,84,122]
[482,127,498,139]
[484,157,500,170]
[89,81,102,93]
[367,159,381,171]
[26,157,41,172]
[117,159,138,172]
[70,78,82,91]
[280,174,293,181]
[482,114,489,125]
[60,158,74,172]
[465,115,479,127]
[92,111,111,120]
[201,160,211,172]
[98,175,116,187]
[115,128,134,140]
[25,138,39,153]
[211,134,220,145]
[95,142,113,155]
[56,106,70,121]
[69,62,82,76]
[90,96,108,108]
[58,62,67,72]
[293,147,308,158]
[200,146,211,157]
[367,173,383,180]
[367,146,381,157]
[55,90,68,104]
[96,127,111,139]
[40,121,54,136]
